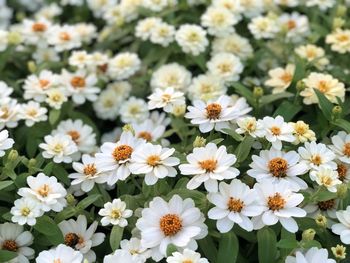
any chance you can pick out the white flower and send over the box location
[326,28,350,54]
[0,99,20,130]
[278,12,309,42]
[18,172,67,212]
[95,131,145,185]
[0,129,14,157]
[289,120,316,145]
[207,52,244,82]
[0,30,8,51]
[150,21,175,47]
[130,143,180,185]
[175,24,209,56]
[148,87,185,113]
[0,81,13,100]
[120,238,151,262]
[310,167,342,192]
[298,141,337,171]
[201,6,238,37]
[306,0,335,10]
[301,72,345,105]
[98,199,133,226]
[248,16,279,39]
[329,131,350,164]
[167,249,209,263]
[332,206,350,244]
[264,64,295,94]
[68,50,93,69]
[135,17,162,40]
[136,195,208,260]
[69,154,107,192]
[248,148,308,191]
[208,179,263,232]
[53,119,96,154]
[236,117,265,138]
[132,119,165,142]
[285,247,336,263]
[212,34,253,60]
[36,244,84,263]
[39,134,78,163]
[259,115,295,150]
[104,250,138,263]
[47,25,82,52]
[21,18,51,47]
[19,101,48,127]
[0,223,34,263]
[45,88,68,109]
[107,52,141,80]
[295,44,329,69]
[11,198,42,226]
[61,70,99,104]
[119,96,149,123]
[179,142,239,192]
[185,95,250,133]
[188,74,226,102]
[252,181,306,233]
[58,215,105,262]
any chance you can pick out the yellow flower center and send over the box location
[39,79,50,89]
[206,103,222,120]
[83,164,97,177]
[113,145,133,161]
[199,159,217,172]
[21,207,31,216]
[270,126,281,136]
[343,143,350,157]
[317,80,329,93]
[267,193,286,211]
[311,155,322,165]
[268,157,288,178]
[147,155,161,167]
[280,72,293,84]
[110,209,122,219]
[37,184,50,197]
[159,214,182,236]
[227,197,244,212]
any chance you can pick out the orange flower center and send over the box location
[39,79,50,89]
[268,157,288,178]
[343,143,350,157]
[83,164,97,177]
[318,80,329,93]
[227,197,244,212]
[280,72,293,84]
[337,34,349,42]
[64,233,81,248]
[70,76,86,89]
[147,155,161,167]
[138,131,152,141]
[198,159,217,172]
[112,145,133,161]
[159,214,182,236]
[59,32,71,41]
[267,193,286,211]
[206,103,222,120]
[32,22,47,32]
[37,184,50,197]
[270,126,281,136]
[2,240,18,252]
[287,20,296,30]
[318,199,335,211]
[337,164,348,181]
[67,130,80,143]
[53,259,62,263]
[311,155,322,165]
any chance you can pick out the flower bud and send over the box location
[302,228,316,241]
[8,150,18,161]
[333,18,345,30]
[172,104,186,117]
[331,244,346,260]
[28,158,37,168]
[122,124,135,135]
[253,86,264,99]
[27,61,37,74]
[315,214,327,228]
[296,80,306,91]
[66,194,76,205]
[193,136,206,148]
[336,5,347,17]
[337,184,348,199]
[7,31,22,45]
[332,105,342,119]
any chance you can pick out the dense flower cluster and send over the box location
[1,0,350,262]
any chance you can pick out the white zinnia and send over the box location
[98,199,133,226]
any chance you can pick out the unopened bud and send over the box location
[331,244,346,260]
[28,158,37,168]
[8,150,18,161]
[337,184,348,199]
[315,214,327,228]
[193,136,206,148]
[296,80,306,91]
[332,105,342,119]
[302,228,316,241]
[336,5,347,17]
[122,124,135,135]
[172,104,186,117]
[27,61,37,74]
[333,18,345,30]
[253,86,264,99]
[66,194,76,205]
[7,31,22,45]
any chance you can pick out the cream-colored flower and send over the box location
[295,44,329,69]
[326,28,350,54]
[289,120,316,144]
[264,64,295,93]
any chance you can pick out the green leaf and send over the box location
[52,164,70,185]
[210,138,225,144]
[260,92,293,106]
[301,240,322,249]
[333,119,350,133]
[110,225,124,251]
[257,228,277,263]
[314,89,333,121]
[313,190,337,202]
[234,136,255,163]
[76,194,101,210]
[232,82,255,106]
[0,250,18,262]
[217,232,239,263]
[222,128,244,141]
[277,239,298,249]
[49,109,61,125]
[166,244,178,257]
[273,101,302,122]
[0,181,13,191]
[198,236,218,262]
[34,215,64,245]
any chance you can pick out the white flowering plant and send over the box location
[1,0,350,262]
